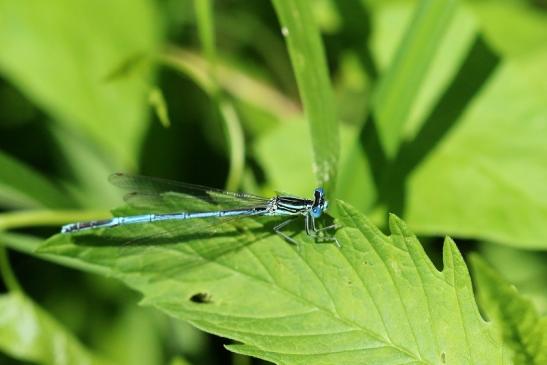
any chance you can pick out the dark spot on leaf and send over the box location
[441,351,446,363]
[190,292,212,304]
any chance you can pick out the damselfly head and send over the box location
[311,187,327,218]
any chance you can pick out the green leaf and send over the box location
[272,0,339,189]
[405,49,547,249]
[148,87,171,128]
[468,0,547,58]
[99,306,165,365]
[346,2,547,248]
[40,200,508,364]
[0,150,72,209]
[0,232,109,276]
[194,0,217,76]
[0,0,161,169]
[255,119,316,197]
[370,2,478,139]
[255,118,359,200]
[49,125,121,209]
[371,0,458,158]
[0,292,112,365]
[470,255,547,365]
[479,245,547,314]
[337,1,477,215]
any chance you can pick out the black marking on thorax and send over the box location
[275,196,312,214]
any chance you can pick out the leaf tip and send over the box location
[387,213,406,233]
[441,236,463,268]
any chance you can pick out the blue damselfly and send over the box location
[61,173,339,246]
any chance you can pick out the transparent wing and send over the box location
[109,205,270,247]
[67,174,288,273]
[109,173,270,212]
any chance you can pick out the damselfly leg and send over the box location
[305,214,340,247]
[273,217,298,245]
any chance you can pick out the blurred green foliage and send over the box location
[0,0,545,364]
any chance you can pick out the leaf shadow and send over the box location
[66,217,322,274]
[367,34,500,218]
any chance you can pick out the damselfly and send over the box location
[61,173,340,246]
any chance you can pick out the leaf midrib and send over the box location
[448,247,475,364]
[399,228,442,362]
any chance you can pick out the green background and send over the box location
[0,0,545,364]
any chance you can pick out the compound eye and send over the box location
[311,206,322,218]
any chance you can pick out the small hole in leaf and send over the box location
[190,292,212,304]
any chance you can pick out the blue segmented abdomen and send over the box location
[61,214,157,233]
[61,208,265,234]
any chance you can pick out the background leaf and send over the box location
[471,254,547,365]
[0,292,111,365]
[468,0,547,58]
[404,49,547,249]
[0,151,73,209]
[336,1,547,249]
[371,0,458,157]
[0,0,161,169]
[479,245,547,314]
[337,0,478,213]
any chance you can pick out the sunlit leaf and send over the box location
[405,49,547,249]
[338,0,477,213]
[371,0,458,157]
[0,0,161,169]
[370,2,477,139]
[342,1,547,249]
[255,119,316,197]
[255,119,358,200]
[40,201,509,364]
[468,0,547,58]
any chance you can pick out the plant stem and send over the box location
[0,232,110,277]
[194,0,245,192]
[0,245,22,293]
[0,209,109,230]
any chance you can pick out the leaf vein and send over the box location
[340,205,428,363]
[448,247,475,364]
